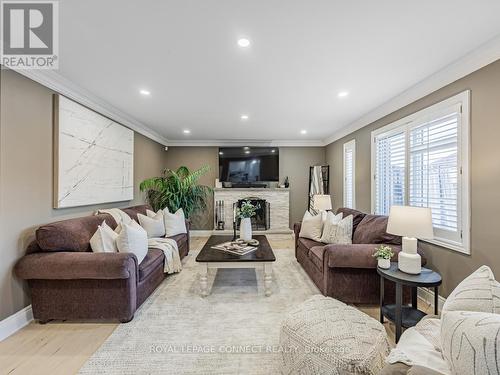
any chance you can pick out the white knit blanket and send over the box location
[148,237,182,274]
[97,208,132,225]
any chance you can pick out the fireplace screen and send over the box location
[235,198,270,231]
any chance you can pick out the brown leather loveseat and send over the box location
[294,207,425,304]
[15,205,189,323]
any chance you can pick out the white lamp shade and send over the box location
[386,206,434,239]
[313,194,332,210]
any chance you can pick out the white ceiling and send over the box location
[57,0,500,143]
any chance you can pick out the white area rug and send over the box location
[79,246,320,374]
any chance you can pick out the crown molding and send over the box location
[164,139,325,147]
[322,33,500,146]
[9,68,170,146]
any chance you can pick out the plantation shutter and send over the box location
[409,107,461,243]
[343,140,355,209]
[374,130,406,215]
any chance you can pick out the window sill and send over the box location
[421,238,470,255]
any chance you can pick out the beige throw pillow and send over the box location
[442,265,500,315]
[90,221,118,253]
[138,211,165,238]
[441,310,500,375]
[116,220,148,264]
[320,213,353,245]
[298,211,324,242]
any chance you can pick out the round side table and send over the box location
[377,263,442,343]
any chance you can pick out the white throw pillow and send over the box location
[163,208,187,237]
[138,211,165,238]
[90,221,118,253]
[116,220,148,264]
[146,209,157,218]
[299,211,324,242]
[442,265,500,315]
[441,310,500,375]
[320,213,353,245]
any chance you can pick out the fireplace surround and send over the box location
[213,188,290,234]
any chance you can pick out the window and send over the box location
[343,140,356,208]
[371,91,470,254]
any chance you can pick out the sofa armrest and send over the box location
[185,219,191,251]
[293,222,302,244]
[15,252,138,280]
[325,244,402,269]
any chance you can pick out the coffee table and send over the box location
[195,235,276,297]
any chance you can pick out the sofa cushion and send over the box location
[139,248,165,281]
[122,205,151,222]
[36,214,117,252]
[353,214,401,245]
[336,207,366,234]
[308,246,326,270]
[298,237,323,251]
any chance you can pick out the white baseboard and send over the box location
[190,229,294,237]
[189,230,215,237]
[417,287,446,315]
[0,305,33,342]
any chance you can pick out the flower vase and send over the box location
[240,217,252,241]
[378,258,390,269]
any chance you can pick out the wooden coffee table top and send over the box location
[195,235,276,263]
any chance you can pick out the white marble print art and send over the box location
[54,95,134,208]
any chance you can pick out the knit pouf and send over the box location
[279,295,390,375]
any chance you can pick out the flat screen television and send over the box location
[218,147,279,184]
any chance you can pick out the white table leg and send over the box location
[264,263,273,297]
[200,263,209,297]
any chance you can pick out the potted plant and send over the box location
[372,245,394,269]
[236,200,257,241]
[139,166,212,219]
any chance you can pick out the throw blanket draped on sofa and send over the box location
[148,238,182,274]
[97,208,132,224]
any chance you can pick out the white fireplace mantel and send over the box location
[213,188,291,234]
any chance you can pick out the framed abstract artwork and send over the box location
[53,94,134,208]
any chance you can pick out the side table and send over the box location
[378,263,442,343]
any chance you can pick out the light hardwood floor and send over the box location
[0,235,432,375]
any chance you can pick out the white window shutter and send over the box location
[374,131,406,215]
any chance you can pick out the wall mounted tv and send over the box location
[218,147,279,184]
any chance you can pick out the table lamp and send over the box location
[313,194,332,211]
[386,206,433,274]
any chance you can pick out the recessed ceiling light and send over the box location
[237,38,250,48]
[271,149,276,153]
[338,91,349,98]
[240,114,249,120]
[183,129,191,134]
[139,89,151,96]
[243,146,250,150]
[300,130,307,135]
[219,151,224,155]
[245,150,250,154]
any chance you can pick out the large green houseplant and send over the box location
[139,165,212,218]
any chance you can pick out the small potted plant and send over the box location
[236,200,257,241]
[372,245,394,269]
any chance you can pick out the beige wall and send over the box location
[325,59,500,297]
[163,147,219,230]
[279,147,326,226]
[164,146,326,230]
[0,69,167,320]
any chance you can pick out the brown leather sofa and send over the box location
[15,205,189,323]
[294,207,425,304]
